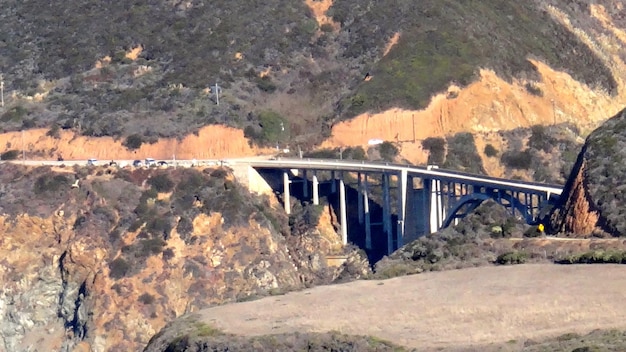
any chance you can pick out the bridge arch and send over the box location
[441,190,534,229]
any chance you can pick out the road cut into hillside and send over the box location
[198,264,626,350]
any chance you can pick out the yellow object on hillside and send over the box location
[538,223,545,233]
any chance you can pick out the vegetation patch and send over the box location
[443,132,485,174]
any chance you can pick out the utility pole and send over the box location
[0,74,4,108]
[21,130,25,164]
[551,99,556,125]
[214,82,221,106]
[279,121,284,151]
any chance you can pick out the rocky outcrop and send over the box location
[0,164,365,352]
[550,107,626,237]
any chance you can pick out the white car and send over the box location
[87,158,98,166]
[145,158,156,167]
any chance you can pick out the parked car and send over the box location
[133,160,143,167]
[157,161,168,167]
[145,158,157,167]
[87,158,98,166]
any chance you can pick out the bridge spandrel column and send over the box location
[396,169,408,249]
[331,171,336,193]
[382,173,392,255]
[312,173,319,205]
[339,177,348,246]
[283,171,291,215]
[364,174,372,250]
[358,173,364,224]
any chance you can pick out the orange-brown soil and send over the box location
[2,125,271,161]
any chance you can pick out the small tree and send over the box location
[148,174,174,192]
[422,137,446,164]
[484,144,498,157]
[259,110,288,144]
[1,150,19,160]
[379,141,399,161]
[123,134,143,150]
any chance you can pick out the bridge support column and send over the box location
[283,171,291,215]
[396,169,408,249]
[382,173,393,254]
[363,174,371,250]
[427,165,443,233]
[339,177,348,246]
[357,173,364,224]
[302,170,308,198]
[331,171,336,193]
[312,173,319,205]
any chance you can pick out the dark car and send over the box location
[157,161,168,167]
[133,160,142,167]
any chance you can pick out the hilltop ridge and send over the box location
[0,0,625,171]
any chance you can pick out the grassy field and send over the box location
[187,264,626,351]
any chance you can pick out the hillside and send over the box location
[146,264,626,351]
[0,1,625,180]
[0,163,368,352]
[551,107,626,236]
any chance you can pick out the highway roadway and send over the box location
[4,156,564,196]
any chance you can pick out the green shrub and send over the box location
[34,174,70,195]
[109,258,131,279]
[138,293,155,305]
[123,134,144,150]
[501,149,532,170]
[524,82,544,97]
[148,174,174,192]
[557,250,626,264]
[528,125,555,153]
[258,110,288,144]
[422,137,446,165]
[1,106,28,122]
[484,144,498,157]
[304,148,338,159]
[46,124,61,139]
[256,76,277,93]
[320,23,334,33]
[343,146,367,160]
[379,141,399,161]
[1,150,19,160]
[496,251,528,265]
[443,132,484,173]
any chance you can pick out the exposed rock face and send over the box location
[551,107,626,237]
[0,164,365,352]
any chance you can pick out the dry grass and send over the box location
[198,264,626,351]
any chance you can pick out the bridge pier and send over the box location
[382,173,392,254]
[396,169,408,249]
[363,174,372,250]
[426,165,445,233]
[357,173,364,224]
[339,177,348,245]
[312,172,319,205]
[283,171,291,214]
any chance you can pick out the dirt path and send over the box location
[198,264,626,350]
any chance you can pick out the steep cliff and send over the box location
[550,107,626,237]
[0,164,367,352]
